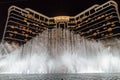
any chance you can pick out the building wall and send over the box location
[3,6,48,46]
[73,1,120,40]
[1,0,120,53]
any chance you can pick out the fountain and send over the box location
[0,27,120,74]
[0,1,120,79]
[0,26,120,80]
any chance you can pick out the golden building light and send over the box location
[81,32,84,35]
[22,31,25,34]
[101,15,105,18]
[112,24,115,27]
[93,32,97,36]
[102,24,105,26]
[32,32,36,34]
[10,26,15,29]
[109,33,113,36]
[87,31,90,33]
[106,22,111,25]
[101,34,104,36]
[25,34,29,37]
[27,22,30,26]
[97,16,101,19]
[112,22,115,24]
[54,16,70,22]
[103,27,107,30]
[88,18,91,21]
[25,39,28,42]
[105,14,108,16]
[27,14,32,19]
[97,32,100,34]
[105,16,109,20]
[14,31,18,34]
[89,29,93,32]
[96,30,99,32]
[109,15,113,18]
[105,34,108,37]
[24,18,27,22]
[108,28,112,32]
[29,30,32,33]
[9,33,13,37]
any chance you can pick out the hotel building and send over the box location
[1,0,120,53]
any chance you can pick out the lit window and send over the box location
[11,26,14,28]
[97,16,101,19]
[105,34,108,37]
[93,32,97,36]
[109,15,113,18]
[106,22,110,25]
[14,31,18,34]
[9,33,13,37]
[108,28,112,32]
[109,33,113,36]
[24,18,27,22]
[101,15,105,18]
[96,30,99,32]
[89,29,93,32]
[103,27,107,30]
[105,17,109,20]
[111,24,115,27]
[101,34,104,36]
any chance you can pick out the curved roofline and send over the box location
[75,4,99,18]
[25,8,50,19]
[8,5,28,13]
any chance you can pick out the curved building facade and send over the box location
[1,0,120,53]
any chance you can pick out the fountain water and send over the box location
[0,28,120,74]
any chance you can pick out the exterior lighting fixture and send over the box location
[54,16,70,22]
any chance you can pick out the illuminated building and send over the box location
[74,0,120,40]
[1,0,120,53]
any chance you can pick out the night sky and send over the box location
[0,0,120,40]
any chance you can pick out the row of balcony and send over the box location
[79,23,115,37]
[87,32,114,40]
[76,13,114,30]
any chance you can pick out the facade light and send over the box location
[54,16,70,22]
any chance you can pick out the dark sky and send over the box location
[0,0,120,40]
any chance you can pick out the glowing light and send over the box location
[54,16,70,22]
